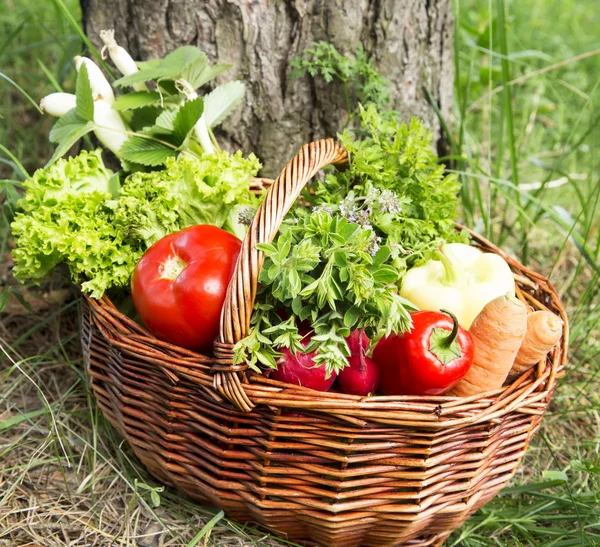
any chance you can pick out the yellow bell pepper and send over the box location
[400,243,516,329]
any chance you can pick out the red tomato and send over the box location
[373,310,474,396]
[131,225,241,352]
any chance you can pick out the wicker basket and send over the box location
[81,139,567,547]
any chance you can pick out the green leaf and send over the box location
[119,136,177,166]
[181,55,208,87]
[204,81,245,128]
[46,122,96,165]
[289,269,302,297]
[114,67,164,88]
[130,105,162,131]
[186,511,225,547]
[162,46,207,74]
[108,172,121,198]
[49,109,86,144]
[150,109,177,134]
[114,46,206,88]
[135,59,161,71]
[542,470,568,482]
[0,408,49,432]
[11,289,33,312]
[334,251,347,267]
[173,97,204,145]
[0,288,10,312]
[75,63,94,121]
[343,305,361,328]
[189,62,233,89]
[112,91,162,111]
[372,265,398,283]
[256,243,277,255]
[150,490,161,507]
[373,245,391,267]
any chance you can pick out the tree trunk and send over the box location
[81,0,453,177]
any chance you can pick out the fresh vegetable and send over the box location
[269,336,337,392]
[507,311,563,381]
[100,29,147,91]
[74,55,115,104]
[373,310,474,396]
[338,329,380,396]
[11,150,260,298]
[92,99,129,156]
[234,210,416,375]
[40,93,77,117]
[450,294,527,397]
[11,150,141,297]
[400,243,515,329]
[44,43,247,166]
[235,105,470,378]
[305,104,468,276]
[131,225,241,351]
[114,151,261,243]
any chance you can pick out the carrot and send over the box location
[507,310,563,381]
[450,293,527,397]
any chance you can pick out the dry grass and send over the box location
[0,291,293,547]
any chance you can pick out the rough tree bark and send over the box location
[81,0,453,176]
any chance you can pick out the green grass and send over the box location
[1,0,599,545]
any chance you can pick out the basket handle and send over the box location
[213,138,349,411]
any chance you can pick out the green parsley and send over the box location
[234,210,416,375]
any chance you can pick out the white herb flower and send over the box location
[367,234,382,257]
[379,189,402,214]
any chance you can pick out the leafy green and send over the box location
[11,150,142,297]
[308,104,468,275]
[115,150,262,244]
[11,149,262,298]
[45,45,247,167]
[75,63,94,122]
[290,42,392,121]
[112,92,162,111]
[237,105,465,375]
[46,65,96,164]
[16,149,114,211]
[204,81,245,128]
[119,137,176,166]
[234,210,416,375]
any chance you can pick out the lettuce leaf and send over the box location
[11,149,262,298]
[115,150,261,244]
[11,150,141,297]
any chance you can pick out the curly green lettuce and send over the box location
[11,150,141,297]
[11,149,262,298]
[12,192,142,297]
[115,150,261,244]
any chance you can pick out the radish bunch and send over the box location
[268,328,381,396]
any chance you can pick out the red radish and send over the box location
[338,329,380,396]
[346,328,369,355]
[270,339,336,392]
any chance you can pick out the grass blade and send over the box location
[50,0,116,78]
[186,511,225,546]
[0,71,42,113]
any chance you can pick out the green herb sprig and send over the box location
[308,104,469,275]
[234,210,416,375]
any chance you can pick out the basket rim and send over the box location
[83,224,568,428]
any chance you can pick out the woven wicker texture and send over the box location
[81,139,567,547]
